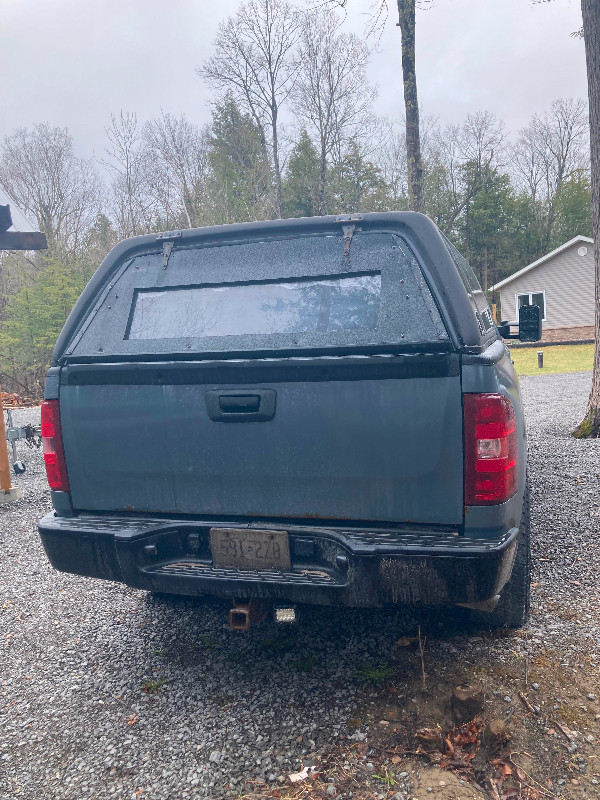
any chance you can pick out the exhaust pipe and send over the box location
[229,600,268,630]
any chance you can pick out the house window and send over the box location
[516,291,546,321]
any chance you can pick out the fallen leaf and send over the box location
[515,766,529,782]
[415,726,443,751]
[289,767,310,783]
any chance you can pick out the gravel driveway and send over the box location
[1,373,599,800]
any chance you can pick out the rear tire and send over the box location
[472,483,531,630]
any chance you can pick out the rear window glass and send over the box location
[128,273,381,340]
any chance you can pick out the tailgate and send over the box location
[59,356,464,525]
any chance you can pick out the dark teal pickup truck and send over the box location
[38,212,540,627]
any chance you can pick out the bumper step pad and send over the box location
[150,561,338,585]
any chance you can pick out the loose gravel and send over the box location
[1,372,599,800]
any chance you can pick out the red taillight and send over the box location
[464,393,517,505]
[41,400,70,492]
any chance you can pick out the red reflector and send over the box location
[464,393,517,505]
[41,400,70,492]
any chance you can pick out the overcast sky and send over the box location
[0,0,587,161]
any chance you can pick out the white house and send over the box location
[490,235,595,342]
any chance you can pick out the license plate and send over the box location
[210,528,291,571]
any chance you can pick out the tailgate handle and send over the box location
[219,395,260,413]
[205,389,276,422]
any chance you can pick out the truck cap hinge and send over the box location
[162,240,174,270]
[342,224,355,258]
[156,230,182,270]
[334,215,362,259]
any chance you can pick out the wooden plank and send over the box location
[0,231,47,251]
[0,386,14,493]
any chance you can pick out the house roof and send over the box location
[490,235,594,291]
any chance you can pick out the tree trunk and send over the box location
[319,144,327,216]
[271,104,282,219]
[574,0,600,437]
[397,0,423,213]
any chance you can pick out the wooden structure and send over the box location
[0,203,47,500]
[2,391,38,409]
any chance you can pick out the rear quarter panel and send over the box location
[461,339,526,539]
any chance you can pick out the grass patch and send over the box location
[509,343,594,376]
[142,677,169,694]
[356,661,396,686]
[373,769,396,787]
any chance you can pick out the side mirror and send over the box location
[518,304,542,342]
[497,305,542,341]
[497,320,511,338]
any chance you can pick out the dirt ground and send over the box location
[237,617,600,800]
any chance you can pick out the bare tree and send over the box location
[198,0,301,217]
[0,123,102,255]
[143,113,210,229]
[461,110,506,169]
[103,111,158,237]
[512,98,589,249]
[292,8,376,213]
[375,118,408,207]
[423,111,504,235]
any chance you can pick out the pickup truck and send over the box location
[38,212,539,628]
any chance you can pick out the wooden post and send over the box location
[0,394,13,492]
[0,389,22,502]
[0,204,45,501]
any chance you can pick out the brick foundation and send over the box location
[540,326,595,343]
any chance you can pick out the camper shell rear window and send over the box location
[128,273,382,340]
[66,231,449,359]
